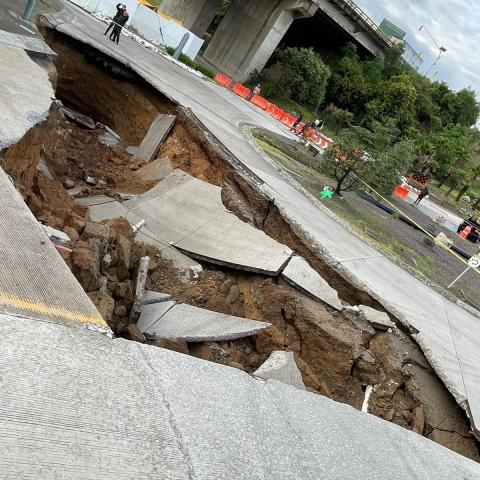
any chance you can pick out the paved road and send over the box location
[403,190,464,233]
[46,1,480,434]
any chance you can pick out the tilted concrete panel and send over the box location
[140,302,271,342]
[0,169,105,329]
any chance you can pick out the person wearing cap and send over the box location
[104,4,126,36]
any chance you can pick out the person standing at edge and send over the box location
[110,8,129,45]
[414,186,429,205]
[248,84,261,101]
[105,4,125,36]
[290,113,303,132]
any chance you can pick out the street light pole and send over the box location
[21,0,37,21]
[419,25,447,77]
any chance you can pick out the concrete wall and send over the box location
[130,4,204,58]
[159,0,223,37]
[203,0,317,82]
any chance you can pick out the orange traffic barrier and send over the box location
[281,113,296,128]
[272,106,285,120]
[250,95,270,110]
[265,103,275,115]
[394,185,409,200]
[459,225,472,239]
[214,72,232,88]
[233,83,251,99]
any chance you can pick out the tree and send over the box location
[325,43,370,118]
[382,44,406,79]
[455,165,480,201]
[365,74,417,129]
[316,120,413,195]
[277,47,331,110]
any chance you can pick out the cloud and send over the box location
[356,0,480,98]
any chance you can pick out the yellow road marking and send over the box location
[0,293,106,326]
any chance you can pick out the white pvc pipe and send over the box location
[361,385,373,413]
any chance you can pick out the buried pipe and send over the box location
[361,385,374,413]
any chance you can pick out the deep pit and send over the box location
[1,28,478,460]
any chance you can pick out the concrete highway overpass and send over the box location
[159,0,391,81]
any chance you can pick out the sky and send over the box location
[355,0,479,98]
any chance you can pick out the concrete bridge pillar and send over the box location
[202,0,317,82]
[158,0,223,37]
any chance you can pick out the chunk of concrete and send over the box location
[140,303,271,342]
[253,351,305,390]
[143,290,172,305]
[358,305,395,331]
[42,224,71,245]
[135,157,174,182]
[60,106,96,129]
[129,256,150,324]
[132,114,176,163]
[281,256,342,310]
[126,146,138,156]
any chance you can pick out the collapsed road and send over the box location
[0,0,480,476]
[38,0,480,440]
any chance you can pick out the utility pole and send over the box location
[21,0,37,21]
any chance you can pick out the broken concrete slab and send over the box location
[343,306,376,335]
[0,43,54,149]
[281,256,342,310]
[129,256,150,324]
[125,171,292,275]
[135,157,174,182]
[139,303,271,342]
[60,106,96,129]
[358,305,395,331]
[75,195,116,207]
[253,351,305,390]
[0,168,104,329]
[143,290,172,305]
[136,300,175,333]
[176,211,292,275]
[3,312,479,479]
[0,29,56,58]
[89,200,133,223]
[132,114,176,163]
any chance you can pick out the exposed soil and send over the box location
[1,27,478,460]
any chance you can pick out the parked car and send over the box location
[457,216,480,243]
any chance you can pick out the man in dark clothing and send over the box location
[290,113,303,132]
[414,186,429,204]
[104,4,125,36]
[110,10,129,45]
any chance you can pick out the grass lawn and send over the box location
[254,130,480,309]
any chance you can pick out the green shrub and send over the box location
[164,49,214,78]
[277,47,331,110]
